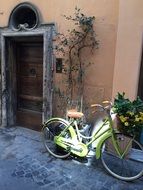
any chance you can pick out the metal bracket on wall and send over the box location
[56,58,63,73]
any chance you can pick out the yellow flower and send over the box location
[139,117,143,122]
[139,112,143,120]
[135,117,140,122]
[139,112,143,116]
[127,111,134,116]
[119,115,127,122]
[124,122,129,126]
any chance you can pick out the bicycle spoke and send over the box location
[42,119,71,158]
[101,133,143,181]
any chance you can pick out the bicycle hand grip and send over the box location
[102,100,112,105]
[91,104,105,111]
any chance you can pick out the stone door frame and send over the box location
[1,26,54,127]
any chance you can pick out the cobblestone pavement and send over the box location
[0,126,143,190]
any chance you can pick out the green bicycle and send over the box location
[42,102,143,181]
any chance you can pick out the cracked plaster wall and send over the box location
[0,0,119,104]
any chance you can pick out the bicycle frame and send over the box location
[42,106,143,181]
[48,113,133,159]
[52,115,122,158]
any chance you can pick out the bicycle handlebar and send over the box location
[91,101,112,115]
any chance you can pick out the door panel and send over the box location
[16,42,43,130]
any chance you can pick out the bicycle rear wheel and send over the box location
[42,118,71,158]
[101,133,143,181]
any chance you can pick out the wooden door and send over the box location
[16,42,43,130]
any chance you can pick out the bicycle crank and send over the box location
[70,142,88,157]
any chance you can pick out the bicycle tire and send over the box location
[101,133,143,181]
[42,118,71,158]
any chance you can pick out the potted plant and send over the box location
[112,93,143,139]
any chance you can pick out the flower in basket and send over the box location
[112,92,143,137]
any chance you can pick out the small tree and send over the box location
[54,7,99,114]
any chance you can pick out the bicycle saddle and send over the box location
[67,109,84,119]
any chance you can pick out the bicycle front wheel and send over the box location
[42,118,71,158]
[101,133,143,181]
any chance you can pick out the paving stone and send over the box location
[43,182,59,190]
[37,181,45,186]
[59,184,71,190]
[16,170,25,177]
[56,178,66,186]
[0,127,143,190]
[43,178,52,185]
[25,173,33,178]
[32,170,40,176]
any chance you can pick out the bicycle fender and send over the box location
[95,132,112,159]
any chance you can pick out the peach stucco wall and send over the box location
[0,0,119,104]
[112,0,143,100]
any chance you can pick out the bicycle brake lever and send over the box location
[91,104,105,112]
